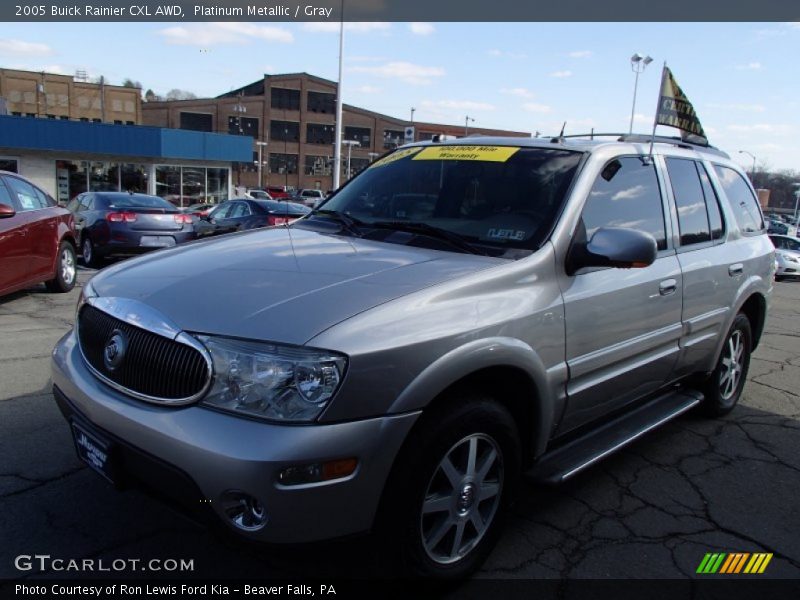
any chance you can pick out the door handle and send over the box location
[659,278,677,296]
[728,263,744,276]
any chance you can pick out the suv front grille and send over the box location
[77,305,210,403]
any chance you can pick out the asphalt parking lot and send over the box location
[1,268,798,580]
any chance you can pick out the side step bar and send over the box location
[527,388,703,484]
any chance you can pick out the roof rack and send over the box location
[555,133,729,158]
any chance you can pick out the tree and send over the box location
[144,89,159,102]
[122,78,143,89]
[165,89,198,101]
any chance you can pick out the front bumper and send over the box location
[52,329,420,543]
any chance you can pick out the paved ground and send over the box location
[1,269,798,580]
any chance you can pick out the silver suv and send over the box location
[52,135,772,578]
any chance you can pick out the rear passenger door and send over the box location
[559,156,683,433]
[662,157,735,378]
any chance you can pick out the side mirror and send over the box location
[568,227,657,274]
[0,203,16,219]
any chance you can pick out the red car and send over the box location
[264,186,291,199]
[0,171,78,297]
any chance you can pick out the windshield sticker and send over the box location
[369,147,422,169]
[413,145,520,162]
[486,228,527,241]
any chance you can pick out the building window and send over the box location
[125,121,135,125]
[0,158,19,173]
[155,165,181,205]
[60,116,69,120]
[11,111,22,117]
[270,120,300,142]
[345,157,370,178]
[179,112,213,132]
[47,114,57,119]
[114,119,123,125]
[228,115,259,137]
[271,88,300,111]
[55,160,87,203]
[307,91,336,114]
[344,126,371,147]
[120,164,148,193]
[207,168,229,204]
[26,113,36,118]
[383,129,404,149]
[91,118,101,123]
[306,123,335,145]
[155,165,229,207]
[182,167,206,206]
[89,162,119,191]
[269,153,298,175]
[304,155,332,177]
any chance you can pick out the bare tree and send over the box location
[165,89,198,101]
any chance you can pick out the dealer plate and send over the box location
[139,235,176,248]
[71,422,116,484]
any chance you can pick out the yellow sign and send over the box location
[369,147,422,168]
[413,145,520,162]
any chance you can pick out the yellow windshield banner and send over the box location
[369,147,422,168]
[413,145,520,162]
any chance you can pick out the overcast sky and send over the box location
[2,21,798,171]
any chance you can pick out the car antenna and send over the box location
[551,122,567,143]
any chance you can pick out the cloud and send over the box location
[0,39,54,56]
[409,23,435,36]
[735,61,762,70]
[706,102,765,112]
[612,185,646,201]
[487,49,527,59]
[568,50,592,58]
[302,22,391,33]
[349,61,445,85]
[353,85,382,94]
[549,70,572,78]
[500,87,535,99]
[159,23,294,46]
[421,99,495,111]
[522,103,552,113]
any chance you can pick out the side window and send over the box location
[786,238,800,252]
[698,164,724,240]
[581,157,667,250]
[0,178,15,208]
[210,203,232,219]
[713,165,764,234]
[231,203,251,218]
[5,176,47,211]
[666,158,710,246]
[66,196,81,212]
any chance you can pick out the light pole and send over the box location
[629,53,653,134]
[256,141,268,189]
[410,107,416,123]
[332,0,345,189]
[341,140,360,180]
[793,183,800,226]
[464,115,475,136]
[368,152,379,162]
[738,150,757,183]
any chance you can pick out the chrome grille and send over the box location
[77,304,210,403]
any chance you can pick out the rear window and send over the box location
[100,194,176,211]
[317,145,584,256]
[713,165,764,234]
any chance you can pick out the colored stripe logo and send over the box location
[696,552,773,574]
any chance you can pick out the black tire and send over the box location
[699,313,752,417]
[81,235,102,268]
[45,241,77,293]
[376,394,521,579]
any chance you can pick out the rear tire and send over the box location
[699,313,752,417]
[45,241,77,293]
[376,394,520,579]
[81,235,102,268]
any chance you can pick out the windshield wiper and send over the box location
[370,221,486,255]
[311,209,364,237]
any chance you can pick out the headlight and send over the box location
[197,335,347,422]
[76,280,97,318]
[780,252,798,263]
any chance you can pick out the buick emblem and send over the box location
[103,330,127,372]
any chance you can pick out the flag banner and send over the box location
[655,67,707,143]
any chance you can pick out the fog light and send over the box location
[220,490,268,531]
[278,458,358,486]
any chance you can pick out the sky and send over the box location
[1,21,799,171]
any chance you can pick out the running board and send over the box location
[528,388,703,484]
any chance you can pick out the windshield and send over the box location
[312,145,583,257]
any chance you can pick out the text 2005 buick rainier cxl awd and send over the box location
[52,136,773,578]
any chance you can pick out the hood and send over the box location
[89,227,504,345]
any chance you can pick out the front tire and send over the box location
[377,395,520,579]
[45,241,77,293]
[700,313,752,417]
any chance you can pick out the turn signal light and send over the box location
[277,458,358,486]
[268,216,290,226]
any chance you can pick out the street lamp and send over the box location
[341,139,360,180]
[410,107,416,123]
[464,115,475,136]
[738,150,757,182]
[368,152,379,162]
[629,53,653,134]
[255,141,268,189]
[793,183,800,226]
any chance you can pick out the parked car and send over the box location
[245,189,273,201]
[293,188,326,207]
[0,171,77,296]
[67,192,196,267]
[194,198,310,238]
[53,136,772,579]
[769,234,800,280]
[767,218,789,235]
[181,203,215,218]
[264,185,291,199]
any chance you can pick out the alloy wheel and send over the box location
[82,238,92,264]
[61,247,76,285]
[719,329,744,401]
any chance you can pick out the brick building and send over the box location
[142,72,530,191]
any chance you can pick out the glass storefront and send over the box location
[55,159,86,204]
[89,162,119,191]
[155,165,181,206]
[120,163,148,193]
[155,165,229,207]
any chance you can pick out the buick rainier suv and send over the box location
[53,135,772,578]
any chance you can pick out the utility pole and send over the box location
[332,0,345,189]
[464,115,475,136]
[410,107,415,123]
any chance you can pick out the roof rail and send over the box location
[556,132,729,159]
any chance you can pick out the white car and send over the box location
[295,188,326,207]
[769,234,800,280]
